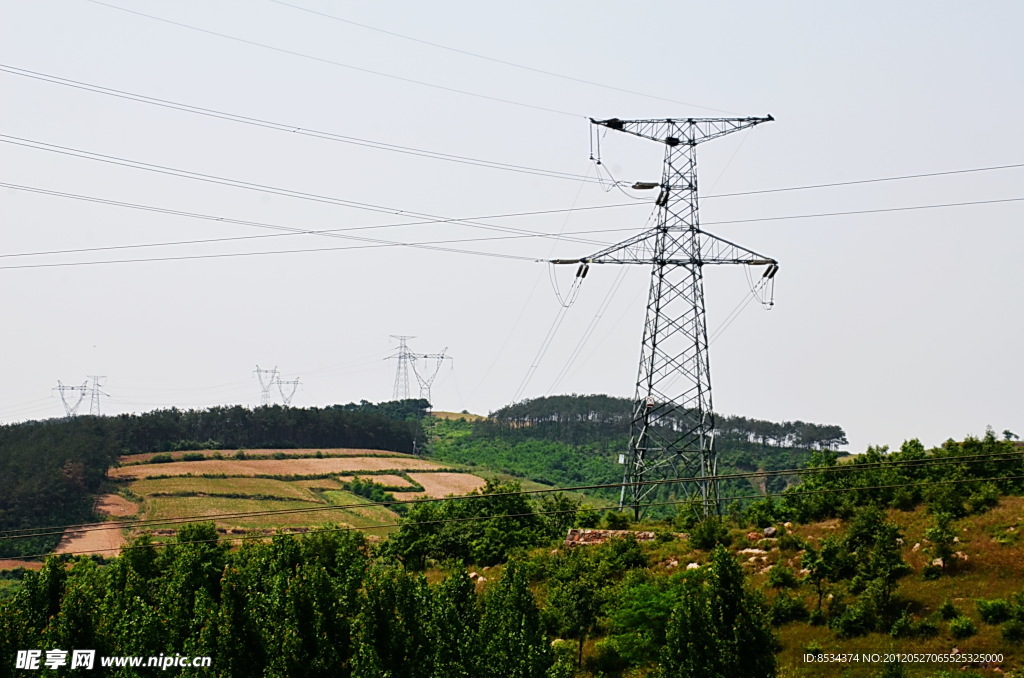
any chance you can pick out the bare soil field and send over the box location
[54,525,124,557]
[96,494,139,517]
[405,472,487,498]
[119,448,414,465]
[130,477,320,502]
[109,456,445,480]
[338,474,415,488]
[430,411,486,422]
[0,560,42,571]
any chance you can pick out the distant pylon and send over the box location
[385,336,416,400]
[87,375,108,415]
[276,377,301,406]
[53,380,88,418]
[411,348,452,406]
[254,365,279,406]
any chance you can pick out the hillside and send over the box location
[426,395,846,505]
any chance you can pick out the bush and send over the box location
[149,453,173,464]
[181,452,205,462]
[767,565,799,589]
[890,611,912,638]
[1002,619,1024,643]
[911,617,939,638]
[939,598,960,620]
[778,531,806,552]
[234,450,247,460]
[688,517,732,550]
[603,511,631,530]
[966,483,999,514]
[922,564,943,580]
[272,451,287,460]
[768,593,808,626]
[585,639,627,674]
[830,600,876,638]
[976,598,1012,624]
[949,615,976,639]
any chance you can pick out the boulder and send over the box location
[931,558,944,568]
[686,562,700,570]
[763,526,778,538]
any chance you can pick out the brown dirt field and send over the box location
[405,473,487,498]
[0,560,42,571]
[430,411,487,422]
[96,494,139,517]
[54,525,124,557]
[109,456,445,480]
[338,474,414,488]
[119,448,414,465]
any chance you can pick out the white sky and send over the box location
[1,0,1021,452]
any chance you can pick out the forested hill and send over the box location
[487,395,848,451]
[0,400,428,557]
[428,395,848,502]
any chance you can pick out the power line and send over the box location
[703,161,1024,200]
[5,448,1019,541]
[9,470,1024,560]
[0,181,637,260]
[266,0,733,114]
[0,64,607,184]
[83,0,583,118]
[0,135,612,246]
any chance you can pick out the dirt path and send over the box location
[96,494,139,517]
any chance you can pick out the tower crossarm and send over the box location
[591,115,773,146]
[552,229,777,271]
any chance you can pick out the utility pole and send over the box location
[53,380,88,418]
[87,375,108,415]
[276,377,301,406]
[254,365,279,406]
[553,116,778,518]
[385,336,416,400]
[411,348,452,407]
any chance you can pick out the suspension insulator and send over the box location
[581,264,590,279]
[576,264,585,278]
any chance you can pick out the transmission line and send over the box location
[0,64,607,184]
[83,0,582,118]
[266,1,732,114]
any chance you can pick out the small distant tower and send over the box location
[277,377,301,406]
[385,336,416,400]
[53,380,88,418]
[87,375,108,415]
[254,365,279,406]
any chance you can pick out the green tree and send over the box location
[479,561,552,678]
[659,546,776,678]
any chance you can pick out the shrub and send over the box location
[890,611,913,638]
[585,639,627,674]
[181,452,205,462]
[767,565,799,589]
[234,450,247,460]
[603,511,631,530]
[911,617,939,638]
[1002,620,1024,643]
[272,452,287,460]
[778,531,806,552]
[768,593,808,626]
[966,483,999,514]
[939,598,959,620]
[976,598,1012,624]
[688,517,732,550]
[149,453,173,464]
[922,564,943,580]
[830,600,876,638]
[949,615,977,639]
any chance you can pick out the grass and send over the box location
[130,477,319,502]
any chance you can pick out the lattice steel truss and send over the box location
[555,116,778,517]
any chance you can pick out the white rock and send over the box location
[912,543,921,552]
[687,562,700,570]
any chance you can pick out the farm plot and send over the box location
[109,456,446,480]
[405,473,487,498]
[119,448,413,465]
[140,496,365,530]
[131,477,319,502]
[54,524,125,558]
[337,474,416,489]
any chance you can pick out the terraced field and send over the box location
[109,456,445,479]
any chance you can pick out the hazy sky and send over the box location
[2,1,1021,452]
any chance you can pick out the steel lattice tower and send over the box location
[276,377,301,406]
[411,348,452,406]
[87,375,107,416]
[555,116,779,518]
[385,336,416,400]
[53,380,88,418]
[254,365,279,406]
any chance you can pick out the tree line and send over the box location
[0,401,428,557]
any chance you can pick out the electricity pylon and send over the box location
[53,380,88,418]
[254,365,279,406]
[87,375,108,415]
[411,348,452,406]
[385,336,416,400]
[554,116,779,518]
[276,377,301,406]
